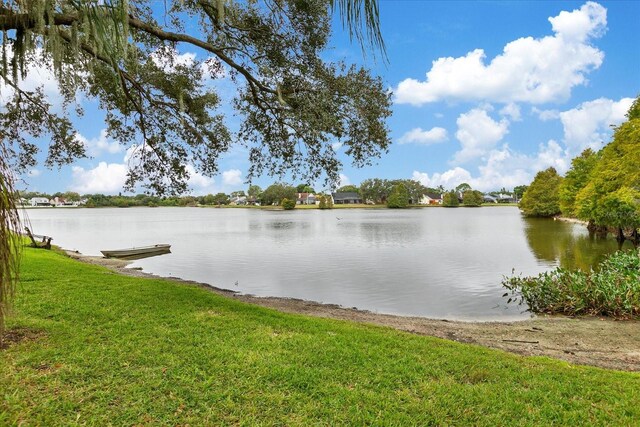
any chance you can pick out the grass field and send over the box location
[1,248,638,425]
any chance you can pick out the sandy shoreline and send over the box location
[64,250,640,372]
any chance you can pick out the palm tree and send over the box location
[332,0,386,57]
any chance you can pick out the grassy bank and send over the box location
[1,249,639,425]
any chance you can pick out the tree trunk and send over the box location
[615,227,626,245]
[630,228,640,248]
[595,225,608,239]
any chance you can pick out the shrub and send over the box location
[442,191,459,207]
[318,195,333,209]
[281,198,296,210]
[502,250,640,318]
[386,184,408,208]
[462,190,483,207]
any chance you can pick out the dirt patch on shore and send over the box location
[65,251,640,372]
[0,327,44,350]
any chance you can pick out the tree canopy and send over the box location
[574,99,640,234]
[558,149,599,218]
[336,185,359,193]
[513,185,528,201]
[359,178,392,204]
[296,184,315,194]
[359,178,429,205]
[455,183,472,193]
[386,183,408,208]
[519,167,563,217]
[442,191,459,207]
[260,183,296,206]
[0,0,391,194]
[523,96,639,236]
[247,185,262,199]
[462,190,483,207]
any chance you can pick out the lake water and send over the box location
[23,207,629,321]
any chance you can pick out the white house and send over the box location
[30,197,51,207]
[419,193,443,205]
[50,197,77,207]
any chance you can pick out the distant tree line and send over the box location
[19,179,525,210]
[519,95,639,246]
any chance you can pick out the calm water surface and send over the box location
[24,207,628,321]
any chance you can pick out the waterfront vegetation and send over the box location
[503,249,640,318]
[506,96,639,317]
[519,96,639,245]
[1,248,639,425]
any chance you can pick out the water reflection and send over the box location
[523,217,634,270]
[357,219,423,246]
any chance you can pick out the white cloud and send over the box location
[338,173,351,187]
[151,46,197,73]
[395,2,606,105]
[453,108,509,163]
[398,127,448,145]
[533,107,560,121]
[413,138,573,192]
[549,1,607,42]
[75,129,123,157]
[412,167,473,190]
[222,169,243,186]
[27,169,42,178]
[532,140,570,173]
[559,97,633,154]
[70,162,128,194]
[499,103,521,121]
[475,150,532,191]
[331,141,344,151]
[69,144,216,194]
[187,165,215,189]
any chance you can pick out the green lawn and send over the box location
[1,248,638,425]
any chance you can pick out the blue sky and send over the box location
[13,1,640,195]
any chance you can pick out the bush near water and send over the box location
[502,250,640,318]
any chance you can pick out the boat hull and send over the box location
[101,244,171,259]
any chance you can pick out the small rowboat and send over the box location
[101,244,171,260]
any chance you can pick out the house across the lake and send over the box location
[483,194,498,203]
[30,197,51,207]
[229,195,247,205]
[332,192,362,204]
[50,197,78,207]
[419,193,442,205]
[296,193,316,205]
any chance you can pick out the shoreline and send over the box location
[64,250,640,372]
